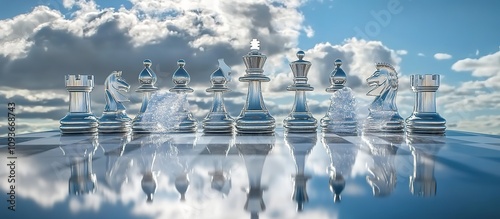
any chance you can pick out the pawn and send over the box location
[132,59,160,133]
[320,59,358,134]
[98,71,132,133]
[169,59,198,133]
[203,59,234,133]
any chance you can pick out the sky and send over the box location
[0,0,499,135]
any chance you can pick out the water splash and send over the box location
[323,87,358,134]
[141,90,188,133]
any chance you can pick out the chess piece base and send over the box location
[320,116,358,135]
[172,114,198,133]
[132,114,160,133]
[363,111,404,133]
[235,111,275,134]
[98,111,132,133]
[60,113,98,134]
[283,113,317,133]
[203,113,234,134]
[405,112,446,135]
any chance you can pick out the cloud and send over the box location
[304,25,315,38]
[451,51,500,78]
[396,50,407,55]
[433,53,452,60]
[417,53,425,57]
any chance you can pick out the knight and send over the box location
[98,71,132,133]
[363,63,404,133]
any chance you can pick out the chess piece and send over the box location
[170,59,198,133]
[321,132,359,202]
[407,134,445,197]
[203,59,234,133]
[235,39,276,134]
[236,134,275,219]
[59,134,98,195]
[405,74,446,135]
[98,71,132,133]
[59,75,99,134]
[363,63,404,133]
[285,132,316,211]
[363,133,403,197]
[283,51,317,132]
[320,59,358,134]
[132,59,160,133]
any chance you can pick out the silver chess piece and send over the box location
[132,59,159,133]
[363,63,404,133]
[203,59,234,133]
[235,39,276,134]
[320,59,358,134]
[98,71,132,133]
[60,75,99,134]
[283,51,317,132]
[170,59,198,133]
[405,74,446,135]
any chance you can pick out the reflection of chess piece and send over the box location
[198,134,234,196]
[203,59,234,133]
[363,134,403,196]
[236,134,275,219]
[137,134,164,203]
[168,133,198,201]
[320,59,358,134]
[285,132,316,211]
[405,74,446,135]
[132,59,159,133]
[98,71,132,133]
[407,135,445,197]
[321,132,359,202]
[170,59,198,133]
[283,51,317,133]
[100,133,132,193]
[235,39,275,134]
[60,75,99,134]
[60,134,98,195]
[363,63,404,133]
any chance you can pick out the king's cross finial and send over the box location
[250,39,260,50]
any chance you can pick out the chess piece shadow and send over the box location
[321,132,359,202]
[99,133,132,193]
[59,134,99,195]
[407,134,445,196]
[236,134,275,219]
[362,133,404,197]
[285,132,317,211]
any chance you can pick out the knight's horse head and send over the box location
[366,63,398,96]
[105,71,130,104]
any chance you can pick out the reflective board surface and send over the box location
[1,129,500,219]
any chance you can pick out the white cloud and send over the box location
[396,50,407,55]
[417,53,425,57]
[451,51,500,78]
[475,49,479,56]
[433,53,452,60]
[304,25,315,38]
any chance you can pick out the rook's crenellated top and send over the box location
[410,74,440,92]
[65,75,94,88]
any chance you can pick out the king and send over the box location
[235,39,275,134]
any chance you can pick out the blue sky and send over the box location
[0,0,499,134]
